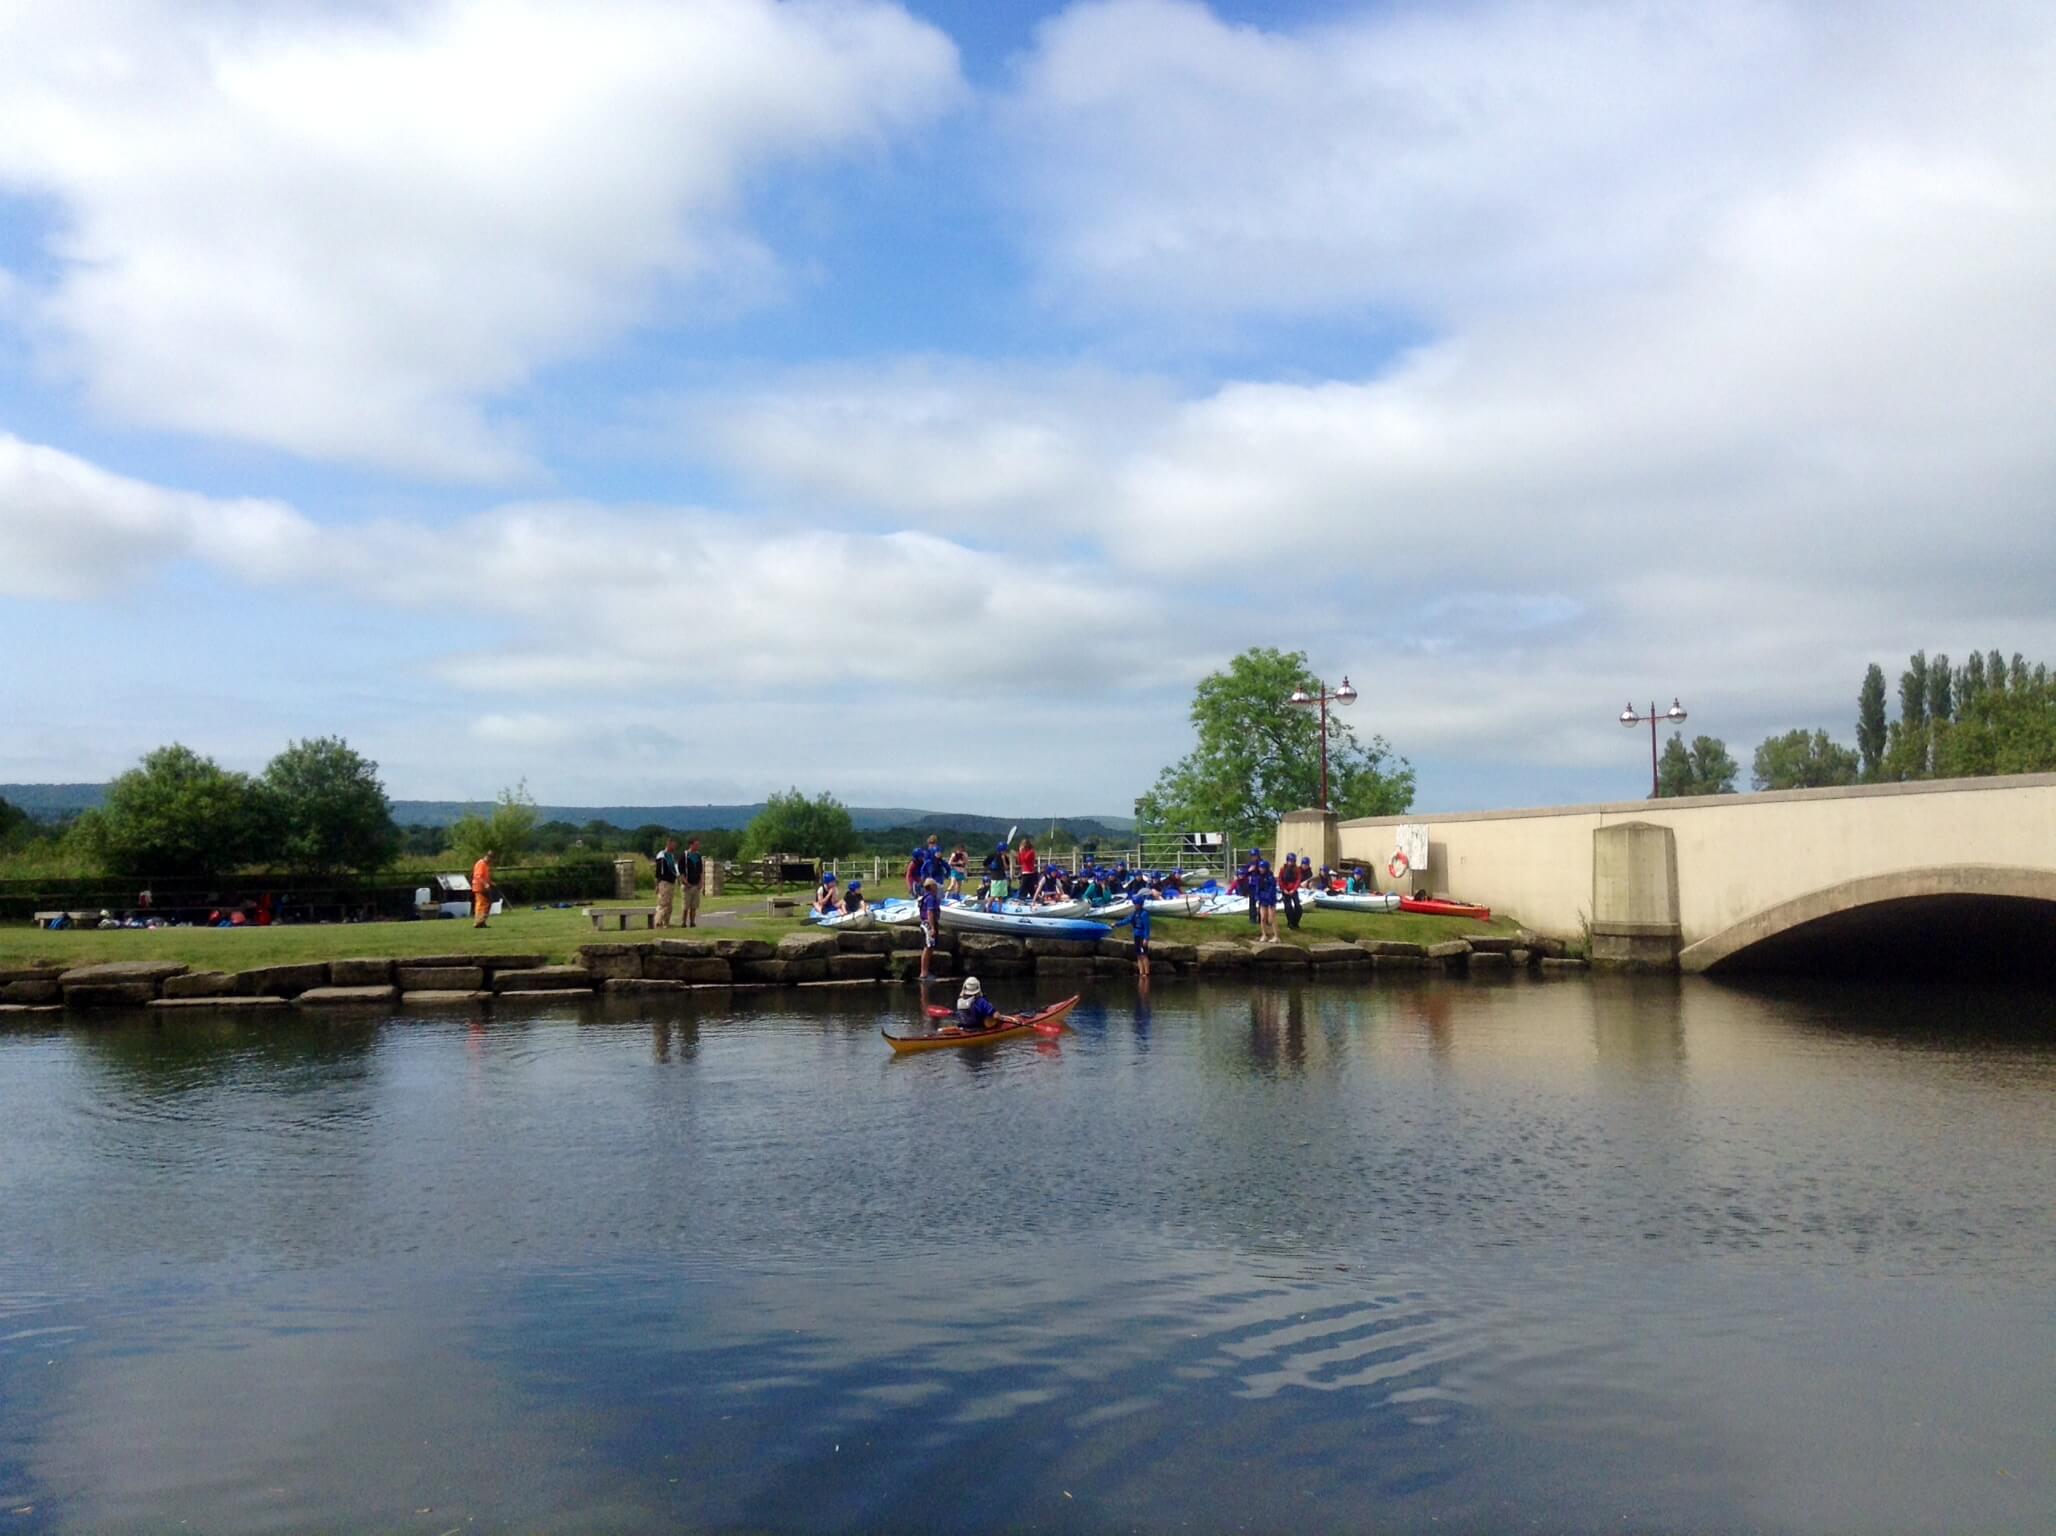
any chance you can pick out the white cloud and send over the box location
[0,432,318,598]
[0,0,962,478]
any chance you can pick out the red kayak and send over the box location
[885,995,1080,1053]
[1398,897,1492,921]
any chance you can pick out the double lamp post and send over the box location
[1620,697,1688,798]
[1289,675,1357,810]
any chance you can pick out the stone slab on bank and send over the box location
[296,986,400,1007]
[147,995,290,1011]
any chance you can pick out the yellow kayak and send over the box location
[881,995,1079,1053]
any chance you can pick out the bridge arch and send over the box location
[1680,865,2056,975]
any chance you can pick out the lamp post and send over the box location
[1288,674,1358,810]
[1620,698,1688,797]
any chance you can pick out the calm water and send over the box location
[1,977,2051,1533]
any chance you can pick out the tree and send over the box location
[260,736,399,873]
[1934,672,2056,777]
[1925,652,1954,726]
[450,782,539,865]
[1987,649,2008,697]
[1656,733,1738,797]
[1958,651,1986,712]
[0,794,31,853]
[1136,647,1413,844]
[1856,663,1888,781]
[84,744,272,877]
[741,788,858,860]
[1751,729,1860,791]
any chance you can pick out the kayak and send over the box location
[883,994,1080,1053]
[1311,891,1403,914]
[1399,897,1492,920]
[996,898,1090,919]
[1135,892,1207,919]
[937,905,1110,941]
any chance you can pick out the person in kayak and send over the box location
[842,878,868,917]
[918,876,942,980]
[813,870,840,915]
[955,975,1001,1032]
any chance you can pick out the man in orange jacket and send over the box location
[472,849,494,928]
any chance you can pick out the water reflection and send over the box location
[0,983,2050,1533]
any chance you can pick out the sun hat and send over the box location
[958,977,983,1004]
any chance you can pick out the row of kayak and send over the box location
[811,887,1489,937]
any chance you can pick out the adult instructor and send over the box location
[681,838,706,929]
[471,848,494,929]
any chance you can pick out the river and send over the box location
[1,977,2050,1532]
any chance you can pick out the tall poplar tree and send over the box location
[1855,663,1888,780]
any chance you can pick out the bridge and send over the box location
[1321,772,2056,973]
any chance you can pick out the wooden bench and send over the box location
[584,908,656,931]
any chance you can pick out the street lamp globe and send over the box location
[1334,677,1358,706]
[1288,688,1315,707]
[1620,704,1638,727]
[1666,698,1689,723]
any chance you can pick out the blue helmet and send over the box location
[849,878,862,891]
[823,871,838,883]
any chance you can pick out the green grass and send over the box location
[0,895,800,972]
[1,891,1526,973]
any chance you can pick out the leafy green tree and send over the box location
[450,782,539,865]
[1751,729,1860,791]
[0,794,31,853]
[1987,649,2008,697]
[1899,652,1929,734]
[1933,673,2056,777]
[260,736,399,873]
[1656,733,1738,797]
[742,788,859,860]
[1856,663,1888,781]
[1136,647,1412,844]
[84,744,273,877]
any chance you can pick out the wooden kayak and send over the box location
[1398,897,1492,920]
[882,994,1080,1053]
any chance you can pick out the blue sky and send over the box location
[3,0,2053,816]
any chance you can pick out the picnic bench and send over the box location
[584,907,656,931]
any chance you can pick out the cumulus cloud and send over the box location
[0,432,1167,699]
[0,0,962,478]
[0,432,319,598]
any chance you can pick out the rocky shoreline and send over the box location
[0,928,1589,1014]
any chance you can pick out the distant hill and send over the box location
[0,785,1133,838]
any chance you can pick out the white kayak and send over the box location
[937,905,1110,941]
[1311,891,1403,913]
[806,898,920,928]
[1134,892,1208,919]
[996,898,1090,920]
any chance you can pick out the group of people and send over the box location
[1225,850,1377,942]
[650,838,707,929]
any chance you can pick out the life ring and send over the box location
[1387,851,1410,880]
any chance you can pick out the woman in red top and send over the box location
[1279,853,1303,930]
[1016,837,1039,899]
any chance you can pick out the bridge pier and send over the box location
[1589,822,1681,970]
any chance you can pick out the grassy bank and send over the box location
[0,895,1527,973]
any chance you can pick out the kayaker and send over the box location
[918,877,943,979]
[947,844,968,896]
[813,870,840,915]
[1017,836,1039,898]
[842,878,868,917]
[1128,889,1152,980]
[1241,848,1262,926]
[1280,853,1303,931]
[983,843,1008,898]
[955,975,1000,1032]
[905,846,923,897]
[1254,858,1280,944]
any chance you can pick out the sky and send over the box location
[1,0,2053,817]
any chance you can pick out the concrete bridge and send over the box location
[1318,772,2056,973]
